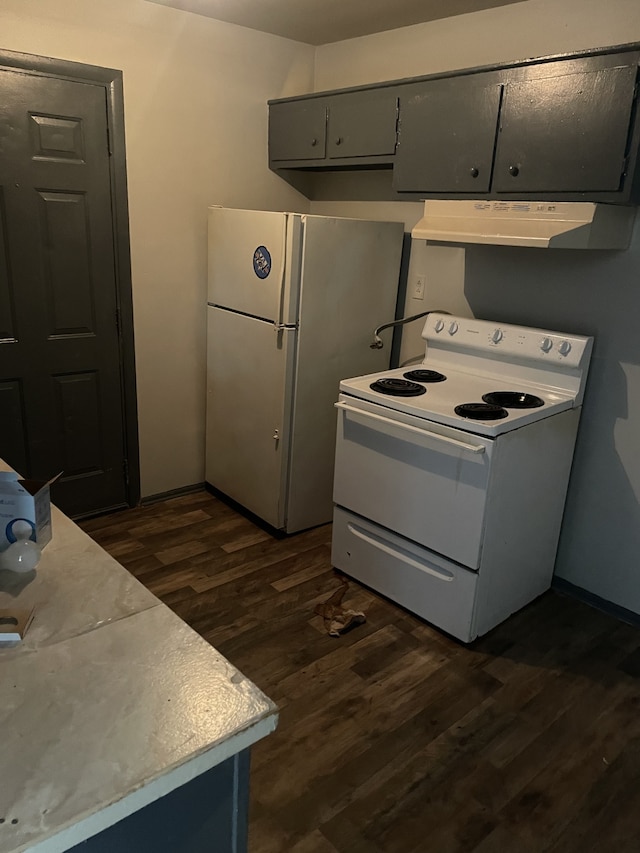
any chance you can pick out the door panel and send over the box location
[205,308,295,529]
[39,191,96,336]
[53,372,103,474]
[207,207,296,324]
[0,194,16,340]
[0,69,129,516]
[0,380,28,475]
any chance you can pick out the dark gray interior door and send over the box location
[0,68,131,517]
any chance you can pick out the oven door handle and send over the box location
[334,401,486,454]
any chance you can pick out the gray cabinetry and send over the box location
[268,44,640,203]
[326,88,398,158]
[71,752,251,852]
[393,77,502,193]
[269,99,327,161]
[493,64,638,193]
[269,87,398,167]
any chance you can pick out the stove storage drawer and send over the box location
[332,507,478,642]
[333,398,493,569]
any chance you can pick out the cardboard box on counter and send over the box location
[0,607,35,644]
[0,472,61,553]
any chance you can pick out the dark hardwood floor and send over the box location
[79,490,640,853]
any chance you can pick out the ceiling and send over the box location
[147,0,528,45]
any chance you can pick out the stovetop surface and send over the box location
[340,314,592,436]
[339,363,575,437]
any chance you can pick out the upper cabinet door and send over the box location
[493,65,639,193]
[326,89,398,158]
[393,78,503,193]
[269,100,327,161]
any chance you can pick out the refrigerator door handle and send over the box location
[274,216,289,329]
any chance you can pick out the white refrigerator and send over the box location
[205,206,404,533]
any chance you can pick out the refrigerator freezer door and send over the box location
[205,306,296,529]
[207,207,300,325]
[285,215,404,533]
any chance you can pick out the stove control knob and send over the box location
[491,328,503,344]
[448,321,459,335]
[540,337,553,353]
[434,319,445,333]
[558,340,572,357]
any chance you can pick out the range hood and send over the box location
[411,200,637,249]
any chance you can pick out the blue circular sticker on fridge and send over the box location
[253,246,271,279]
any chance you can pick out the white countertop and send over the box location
[0,469,277,853]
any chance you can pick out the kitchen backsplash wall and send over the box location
[463,222,640,612]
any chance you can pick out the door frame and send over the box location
[0,47,140,512]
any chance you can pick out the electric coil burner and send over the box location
[454,402,508,420]
[403,369,447,383]
[482,391,544,408]
[369,378,426,397]
[332,312,594,645]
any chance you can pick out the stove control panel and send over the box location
[423,313,593,368]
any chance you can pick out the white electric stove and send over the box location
[331,313,593,643]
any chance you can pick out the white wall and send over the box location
[312,0,640,612]
[315,0,640,89]
[0,0,314,497]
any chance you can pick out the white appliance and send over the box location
[332,313,593,642]
[206,206,404,533]
[411,199,636,248]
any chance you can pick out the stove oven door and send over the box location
[333,395,494,569]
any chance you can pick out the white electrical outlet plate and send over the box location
[413,275,425,300]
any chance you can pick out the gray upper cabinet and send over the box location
[269,88,398,166]
[269,99,327,161]
[326,89,398,159]
[393,78,502,193]
[493,65,639,193]
[268,45,640,203]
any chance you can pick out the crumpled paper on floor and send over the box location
[314,576,366,637]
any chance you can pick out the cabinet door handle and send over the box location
[508,164,520,176]
[311,138,318,146]
[470,167,479,178]
[335,137,343,145]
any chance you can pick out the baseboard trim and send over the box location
[71,502,129,522]
[552,577,640,627]
[141,483,206,506]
